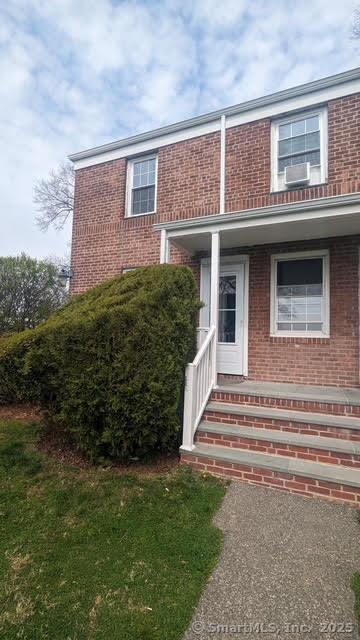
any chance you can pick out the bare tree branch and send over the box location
[34,163,75,231]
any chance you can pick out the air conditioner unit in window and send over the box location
[284,162,310,187]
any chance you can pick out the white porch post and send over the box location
[210,231,220,386]
[160,229,170,264]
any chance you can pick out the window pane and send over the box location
[219,310,235,343]
[133,173,141,188]
[279,139,292,156]
[292,300,307,321]
[305,150,320,166]
[275,257,324,334]
[277,115,321,174]
[279,123,291,140]
[291,154,307,166]
[291,119,306,136]
[278,322,291,331]
[133,159,156,188]
[278,157,289,172]
[292,322,306,331]
[292,135,306,154]
[277,258,323,287]
[140,171,148,187]
[305,131,320,151]
[278,299,291,321]
[219,275,236,310]
[306,116,319,132]
[131,185,155,215]
[307,322,322,331]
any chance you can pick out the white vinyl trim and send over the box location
[70,69,360,169]
[160,229,171,263]
[220,114,226,214]
[270,249,330,338]
[155,193,360,235]
[271,107,328,192]
[200,254,249,377]
[125,153,158,217]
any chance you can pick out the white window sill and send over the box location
[126,210,156,219]
[270,332,330,339]
[270,180,327,195]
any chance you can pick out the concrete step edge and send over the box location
[198,421,360,455]
[186,443,360,488]
[206,401,360,431]
[215,384,360,407]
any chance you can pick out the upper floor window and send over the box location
[271,108,327,192]
[126,154,157,216]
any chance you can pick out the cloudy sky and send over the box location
[1,0,359,260]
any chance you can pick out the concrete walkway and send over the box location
[184,483,360,640]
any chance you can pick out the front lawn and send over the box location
[0,420,226,639]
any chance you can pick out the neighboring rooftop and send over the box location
[69,66,360,169]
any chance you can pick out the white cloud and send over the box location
[0,0,358,258]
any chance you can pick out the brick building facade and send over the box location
[70,69,360,389]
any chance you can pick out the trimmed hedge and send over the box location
[0,265,199,461]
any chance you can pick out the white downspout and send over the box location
[219,114,226,215]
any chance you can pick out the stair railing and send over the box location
[181,325,216,451]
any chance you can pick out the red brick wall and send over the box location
[70,94,360,387]
[157,133,220,222]
[245,237,359,387]
[71,133,220,293]
[225,94,360,212]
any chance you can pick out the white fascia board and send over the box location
[166,204,360,241]
[70,68,360,170]
[226,77,360,128]
[154,193,360,237]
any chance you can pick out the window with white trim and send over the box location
[271,108,327,192]
[127,154,157,216]
[270,251,329,337]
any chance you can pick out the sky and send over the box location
[0,0,359,261]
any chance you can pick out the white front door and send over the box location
[200,260,247,375]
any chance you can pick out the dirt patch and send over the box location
[38,429,179,475]
[38,430,92,469]
[112,452,179,477]
[0,405,41,423]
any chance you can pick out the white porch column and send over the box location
[210,231,220,385]
[160,229,171,263]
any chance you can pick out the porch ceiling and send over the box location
[159,194,360,254]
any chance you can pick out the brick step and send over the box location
[212,382,360,416]
[196,421,360,468]
[181,443,360,506]
[205,402,360,441]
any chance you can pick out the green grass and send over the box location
[0,421,226,639]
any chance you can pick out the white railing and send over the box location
[181,325,216,451]
[196,326,210,348]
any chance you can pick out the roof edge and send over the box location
[154,192,360,232]
[69,67,360,163]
